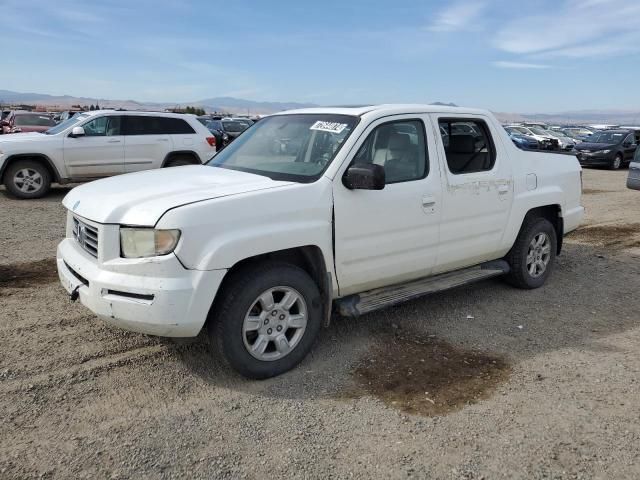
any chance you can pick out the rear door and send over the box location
[431,114,513,273]
[163,117,203,162]
[123,115,171,173]
[63,115,125,177]
[333,115,442,295]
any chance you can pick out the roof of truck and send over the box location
[275,104,489,118]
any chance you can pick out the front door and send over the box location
[63,115,124,177]
[431,114,513,273]
[333,116,442,296]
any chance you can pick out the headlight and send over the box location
[120,228,181,258]
[595,149,611,154]
[223,133,229,141]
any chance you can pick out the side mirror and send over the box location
[70,126,85,138]
[343,163,385,190]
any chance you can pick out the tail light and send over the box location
[206,137,216,147]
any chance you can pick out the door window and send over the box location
[122,116,195,135]
[624,133,635,145]
[352,119,428,184]
[82,116,121,136]
[439,119,496,174]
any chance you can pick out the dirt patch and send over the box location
[567,223,640,250]
[582,188,612,195]
[0,258,58,289]
[347,332,511,417]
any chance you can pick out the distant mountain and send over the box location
[518,110,640,126]
[192,97,316,114]
[2,89,639,124]
[0,89,315,115]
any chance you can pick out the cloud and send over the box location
[494,0,640,58]
[428,1,486,32]
[492,61,550,69]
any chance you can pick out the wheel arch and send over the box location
[205,245,332,330]
[161,150,202,167]
[520,204,563,254]
[1,153,62,183]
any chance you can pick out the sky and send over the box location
[2,0,639,113]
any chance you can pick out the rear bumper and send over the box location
[57,238,227,337]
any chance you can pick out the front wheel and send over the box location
[208,262,323,379]
[3,159,52,199]
[610,154,622,170]
[504,217,557,289]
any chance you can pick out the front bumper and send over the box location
[57,238,227,337]
[576,152,613,166]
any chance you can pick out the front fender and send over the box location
[158,179,335,273]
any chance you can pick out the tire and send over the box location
[208,262,323,379]
[165,155,196,167]
[3,159,52,199]
[610,154,622,170]
[504,217,557,289]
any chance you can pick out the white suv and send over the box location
[0,111,217,199]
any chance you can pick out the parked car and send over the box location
[561,127,593,141]
[220,118,251,141]
[544,130,578,151]
[504,128,539,150]
[506,125,558,150]
[627,147,640,190]
[574,129,638,169]
[0,110,216,198]
[197,116,229,150]
[2,111,57,133]
[57,104,584,379]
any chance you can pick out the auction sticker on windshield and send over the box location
[310,121,348,134]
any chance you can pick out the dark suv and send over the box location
[574,129,639,169]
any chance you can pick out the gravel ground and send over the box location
[1,168,639,479]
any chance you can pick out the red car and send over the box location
[1,111,57,134]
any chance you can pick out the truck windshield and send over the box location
[208,114,358,182]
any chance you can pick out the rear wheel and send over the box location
[208,262,323,379]
[504,217,557,289]
[610,154,622,170]
[3,159,52,199]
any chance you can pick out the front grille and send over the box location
[72,217,99,258]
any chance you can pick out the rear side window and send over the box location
[352,119,428,184]
[161,117,196,134]
[123,116,195,135]
[439,119,496,174]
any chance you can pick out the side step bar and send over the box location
[335,260,510,318]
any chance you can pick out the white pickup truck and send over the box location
[57,105,584,378]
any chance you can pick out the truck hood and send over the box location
[62,165,295,226]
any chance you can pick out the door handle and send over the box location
[107,139,121,143]
[498,185,510,194]
[422,195,436,214]
[422,196,436,207]
[156,138,169,142]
